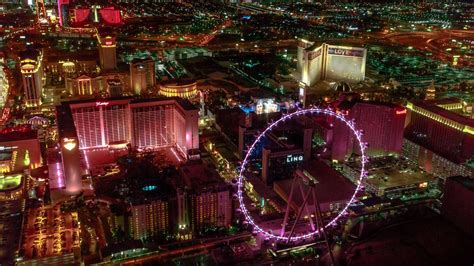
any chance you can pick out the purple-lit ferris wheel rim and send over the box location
[237,107,368,242]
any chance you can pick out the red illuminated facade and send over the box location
[403,101,474,178]
[67,4,122,27]
[405,101,474,165]
[99,7,121,25]
[332,102,406,161]
[70,7,91,26]
[69,6,121,26]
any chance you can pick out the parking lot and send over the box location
[21,205,80,258]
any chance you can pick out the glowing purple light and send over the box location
[237,107,367,242]
[56,162,64,188]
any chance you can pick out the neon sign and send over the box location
[396,109,407,115]
[308,49,321,60]
[286,154,303,163]
[96,101,109,107]
[62,138,77,151]
[328,48,364,57]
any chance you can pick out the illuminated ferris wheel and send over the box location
[236,107,368,246]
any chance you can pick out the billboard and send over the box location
[71,8,91,25]
[298,41,366,86]
[325,45,366,83]
[327,47,364,57]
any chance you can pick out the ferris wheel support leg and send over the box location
[287,187,312,244]
[298,181,315,231]
[280,176,298,237]
[312,187,336,265]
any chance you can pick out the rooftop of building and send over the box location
[274,160,356,206]
[62,96,133,105]
[264,123,309,152]
[306,41,321,52]
[347,156,436,192]
[173,98,197,111]
[178,161,229,192]
[411,100,474,127]
[61,96,198,111]
[56,104,78,139]
[356,101,404,110]
[365,169,435,192]
[159,77,197,87]
[335,98,403,111]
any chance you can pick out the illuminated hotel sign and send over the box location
[96,101,109,107]
[286,154,304,164]
[21,64,35,71]
[328,48,364,57]
[62,138,77,151]
[0,146,17,151]
[299,87,305,97]
[308,49,322,60]
[101,36,115,47]
[396,109,407,115]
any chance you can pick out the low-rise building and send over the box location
[341,156,437,197]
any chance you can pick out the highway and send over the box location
[92,232,252,265]
[382,30,474,67]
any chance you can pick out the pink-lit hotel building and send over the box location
[56,97,199,194]
[67,97,199,157]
